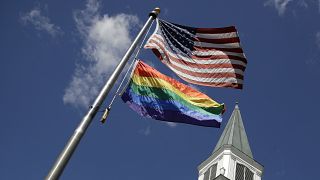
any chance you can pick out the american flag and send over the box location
[144,19,247,89]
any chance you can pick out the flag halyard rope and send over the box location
[100,20,155,123]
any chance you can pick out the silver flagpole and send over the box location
[45,7,160,180]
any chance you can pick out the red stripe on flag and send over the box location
[151,46,247,70]
[179,76,243,89]
[195,26,237,34]
[167,63,244,79]
[146,40,244,81]
[133,61,212,99]
[194,37,240,44]
[168,57,246,71]
[146,44,244,79]
[148,38,247,63]
[194,46,244,53]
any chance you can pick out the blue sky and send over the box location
[1,0,320,179]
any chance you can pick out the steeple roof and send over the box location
[213,103,253,158]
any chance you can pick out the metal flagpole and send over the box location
[45,7,160,180]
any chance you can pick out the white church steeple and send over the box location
[197,103,263,180]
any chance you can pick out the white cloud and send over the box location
[265,0,320,15]
[21,6,62,37]
[264,0,293,15]
[63,0,140,108]
[316,31,320,49]
[306,32,320,71]
[166,122,177,128]
[140,125,151,136]
[298,0,308,8]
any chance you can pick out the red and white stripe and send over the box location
[144,20,247,89]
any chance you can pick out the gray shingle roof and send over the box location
[213,103,253,158]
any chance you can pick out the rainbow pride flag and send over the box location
[121,60,225,127]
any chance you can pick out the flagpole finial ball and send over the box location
[235,102,239,109]
[154,7,161,14]
[149,7,161,18]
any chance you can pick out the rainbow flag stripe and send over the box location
[121,60,225,127]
